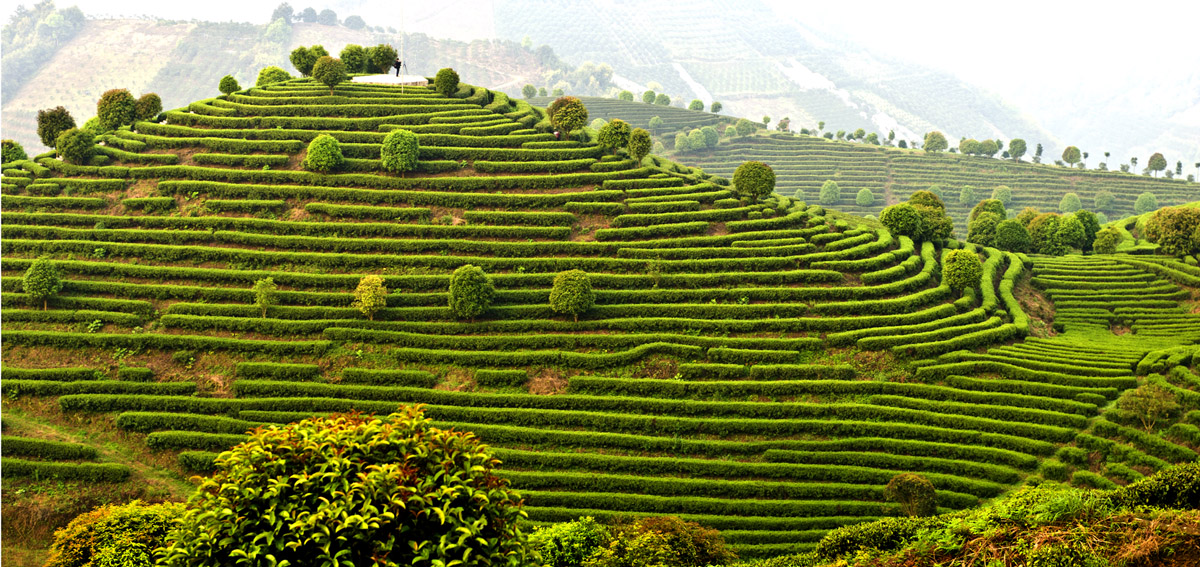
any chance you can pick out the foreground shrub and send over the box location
[256,66,292,86]
[1092,226,1122,254]
[587,516,736,567]
[1115,461,1200,509]
[134,93,162,121]
[311,56,348,94]
[531,516,610,567]
[161,408,534,567]
[1,139,27,163]
[218,74,240,95]
[46,500,183,567]
[434,67,461,96]
[1145,206,1200,257]
[733,161,776,202]
[301,133,343,172]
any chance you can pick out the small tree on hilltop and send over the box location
[340,44,367,73]
[1008,138,1027,162]
[617,90,633,101]
[134,93,162,120]
[448,264,495,321]
[550,270,594,322]
[56,128,94,165]
[256,66,292,86]
[1147,152,1168,177]
[654,93,670,106]
[218,75,240,95]
[944,249,983,292]
[160,408,534,566]
[380,129,419,176]
[819,179,841,205]
[885,473,937,517]
[316,8,337,25]
[688,99,704,111]
[1,139,27,163]
[311,56,347,95]
[522,84,537,99]
[597,118,631,155]
[994,219,1031,252]
[270,2,294,23]
[290,46,317,76]
[923,131,948,152]
[301,134,343,173]
[298,7,316,22]
[710,101,722,113]
[343,15,365,30]
[434,67,460,96]
[642,90,655,104]
[96,88,136,131]
[855,187,874,206]
[367,44,397,74]
[735,118,755,137]
[628,128,652,164]
[733,161,776,203]
[352,275,388,321]
[1062,146,1081,167]
[37,106,76,147]
[549,96,588,142]
[252,277,278,318]
[23,256,63,311]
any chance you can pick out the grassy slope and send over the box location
[2,79,1199,561]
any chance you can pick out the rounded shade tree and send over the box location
[994,219,1032,252]
[218,74,240,95]
[1134,191,1158,215]
[687,129,706,151]
[367,44,398,73]
[134,93,162,120]
[700,125,719,149]
[340,44,367,72]
[910,190,945,211]
[943,249,983,291]
[56,128,95,165]
[1145,207,1200,257]
[1092,226,1122,254]
[673,132,690,152]
[688,99,704,111]
[819,179,841,205]
[434,67,460,96]
[380,129,419,175]
[1058,192,1082,213]
[1029,213,1067,255]
[710,101,722,113]
[967,212,1002,247]
[969,198,1006,222]
[1147,152,1168,176]
[1008,138,1027,161]
[627,128,652,164]
[641,90,655,104]
[880,203,925,241]
[37,106,76,147]
[311,56,348,94]
[22,256,63,311]
[522,84,537,99]
[448,264,496,321]
[550,269,595,322]
[548,96,588,141]
[855,187,875,206]
[735,118,755,137]
[884,473,938,517]
[256,66,292,86]
[617,90,633,101]
[290,46,317,76]
[958,185,977,206]
[1093,190,1115,212]
[923,131,948,152]
[1,139,27,163]
[531,517,610,567]
[160,409,534,567]
[352,275,388,320]
[1062,146,1082,167]
[302,134,343,172]
[96,88,136,131]
[654,93,670,106]
[733,161,776,202]
[991,185,1013,206]
[597,118,631,155]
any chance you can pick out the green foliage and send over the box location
[969,198,1006,221]
[733,161,776,202]
[710,101,723,113]
[735,118,755,137]
[910,190,945,211]
[550,269,595,322]
[1134,191,1158,215]
[1093,190,1115,212]
[1058,192,1082,213]
[289,45,320,76]
[818,179,840,205]
[1117,382,1180,431]
[352,275,388,321]
[884,473,938,517]
[958,185,977,206]
[1008,138,1027,161]
[434,67,461,96]
[674,132,690,152]
[1062,145,1081,166]
[1115,461,1200,509]
[45,500,183,567]
[340,44,366,72]
[687,129,706,152]
[532,516,610,567]
[1147,152,1168,175]
[160,408,533,567]
[367,44,398,74]
[344,15,365,30]
[943,249,982,291]
[967,212,1002,247]
[1092,226,1122,254]
[700,126,719,149]
[524,84,538,99]
[586,516,736,567]
[37,106,76,147]
[218,74,240,95]
[96,88,136,131]
[2,139,27,163]
[1057,215,1087,250]
[55,128,94,165]
[923,131,948,152]
[251,277,277,318]
[597,118,631,154]
[20,257,63,309]
[549,96,588,138]
[688,99,704,111]
[255,66,292,86]
[855,187,874,206]
[642,90,655,104]
[880,203,923,239]
[301,134,343,173]
[990,185,1013,206]
[627,128,651,164]
[1029,213,1067,255]
[655,93,670,106]
[994,219,1032,252]
[448,264,495,320]
[380,129,419,175]
[311,56,348,94]
[1145,206,1200,257]
[134,93,162,121]
[1072,210,1100,251]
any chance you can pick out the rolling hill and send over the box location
[2,75,1200,562]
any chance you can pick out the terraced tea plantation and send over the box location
[532,95,728,137]
[674,133,1199,233]
[2,78,1200,559]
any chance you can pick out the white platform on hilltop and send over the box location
[352,74,429,86]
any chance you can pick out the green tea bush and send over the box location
[2,139,27,163]
[448,264,495,320]
[160,408,534,567]
[218,75,240,95]
[818,179,840,205]
[995,219,1032,252]
[56,128,94,165]
[531,516,610,567]
[134,93,162,120]
[255,66,292,86]
[46,500,183,567]
[1115,461,1200,509]
[380,129,419,175]
[434,67,460,96]
[586,516,736,567]
[301,134,343,172]
[855,187,874,206]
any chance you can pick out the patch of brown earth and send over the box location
[527,367,568,395]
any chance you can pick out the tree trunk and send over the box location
[43,298,48,311]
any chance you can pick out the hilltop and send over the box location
[2,73,1200,563]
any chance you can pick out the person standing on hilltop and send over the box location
[393,57,402,77]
